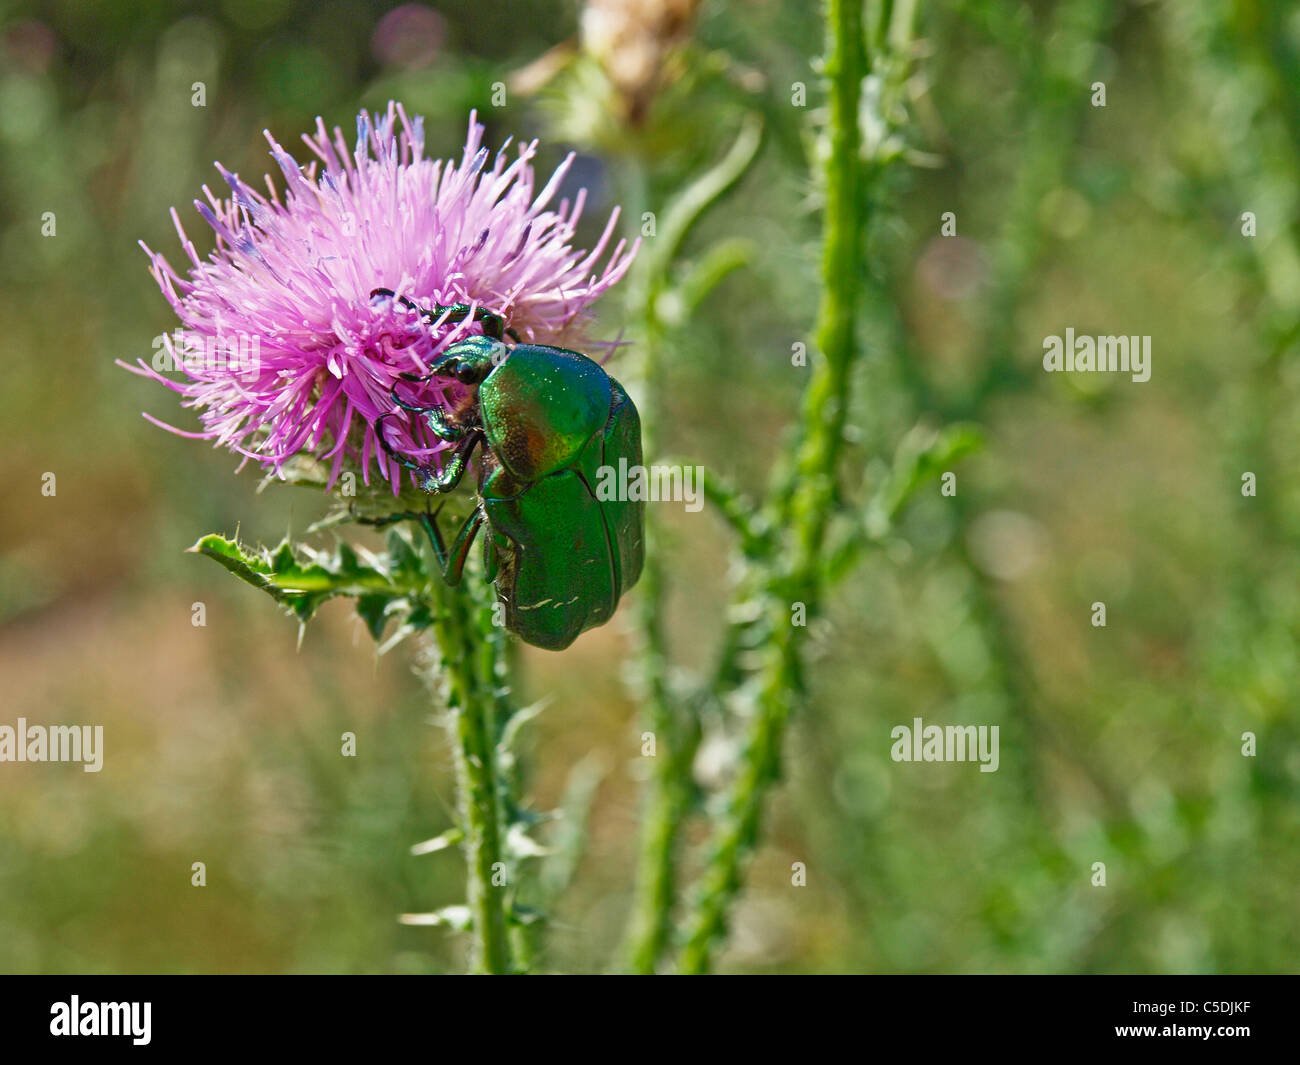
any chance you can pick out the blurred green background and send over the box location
[2,0,1298,973]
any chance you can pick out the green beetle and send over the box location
[371,289,644,651]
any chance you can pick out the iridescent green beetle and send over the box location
[372,289,644,651]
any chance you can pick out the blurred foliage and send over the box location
[1,0,1298,973]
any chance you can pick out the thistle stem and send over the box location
[621,106,768,971]
[427,577,511,974]
[677,0,867,974]
[624,200,690,974]
[624,509,681,976]
[613,150,692,973]
[625,574,697,973]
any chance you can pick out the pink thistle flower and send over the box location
[127,104,638,492]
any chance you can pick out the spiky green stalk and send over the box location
[677,0,868,974]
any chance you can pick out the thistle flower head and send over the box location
[131,104,638,491]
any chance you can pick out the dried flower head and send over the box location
[129,104,637,491]
[581,0,704,122]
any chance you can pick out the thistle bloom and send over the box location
[130,104,637,490]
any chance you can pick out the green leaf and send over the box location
[190,532,435,642]
[658,457,772,557]
[664,237,757,322]
[873,422,985,531]
[356,594,395,640]
[825,422,985,583]
[648,114,765,279]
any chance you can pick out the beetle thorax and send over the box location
[478,345,614,482]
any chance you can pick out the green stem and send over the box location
[603,106,770,973]
[677,0,867,974]
[621,106,767,976]
[623,168,688,972]
[427,577,511,974]
[625,549,694,972]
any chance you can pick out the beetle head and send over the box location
[430,335,509,386]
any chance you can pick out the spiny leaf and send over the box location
[875,422,985,527]
[398,905,472,930]
[498,695,553,752]
[386,528,423,574]
[509,904,545,927]
[356,594,395,640]
[825,422,985,583]
[377,600,436,655]
[409,827,464,856]
[190,532,434,638]
[505,822,552,861]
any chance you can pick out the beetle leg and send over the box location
[416,431,480,494]
[434,303,506,341]
[370,288,512,342]
[417,507,485,586]
[370,287,435,322]
[388,384,468,441]
[353,504,448,535]
[482,526,506,584]
[352,508,421,532]
[418,405,469,442]
[376,416,481,493]
[356,505,484,587]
